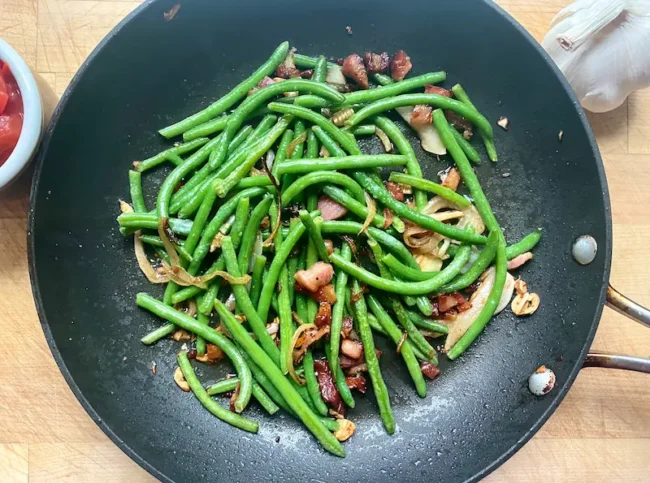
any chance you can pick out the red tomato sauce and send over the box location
[0,60,24,167]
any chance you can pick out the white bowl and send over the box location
[0,39,43,189]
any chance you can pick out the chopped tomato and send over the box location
[0,62,23,167]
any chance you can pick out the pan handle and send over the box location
[583,285,650,373]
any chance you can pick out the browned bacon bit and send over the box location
[341,339,364,359]
[339,354,363,369]
[410,104,433,126]
[258,76,275,89]
[294,261,334,292]
[294,282,337,304]
[187,349,197,360]
[438,292,469,313]
[299,69,313,78]
[363,52,390,74]
[424,85,452,97]
[383,208,394,229]
[314,303,332,329]
[314,359,345,415]
[384,181,405,201]
[445,111,473,137]
[318,195,348,221]
[507,252,533,270]
[346,363,368,375]
[229,383,241,412]
[345,375,367,393]
[390,50,412,81]
[440,167,461,191]
[341,316,354,339]
[420,362,440,380]
[342,53,369,89]
[275,48,301,79]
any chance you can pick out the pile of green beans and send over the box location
[118,41,541,456]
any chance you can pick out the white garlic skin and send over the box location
[572,235,597,265]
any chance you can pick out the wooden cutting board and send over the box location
[1,0,649,481]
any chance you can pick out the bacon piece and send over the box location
[342,53,369,89]
[440,167,461,191]
[314,359,345,415]
[318,195,348,220]
[410,104,433,126]
[339,354,362,369]
[446,110,473,137]
[314,303,332,329]
[390,50,412,81]
[345,375,367,393]
[341,339,363,359]
[384,181,405,201]
[420,362,440,380]
[363,52,390,74]
[299,69,313,78]
[424,85,452,97]
[294,261,334,292]
[507,252,533,270]
[275,48,300,79]
[294,282,337,304]
[438,292,469,312]
[341,316,353,338]
[258,76,275,89]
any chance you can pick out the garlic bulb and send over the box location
[542,0,650,113]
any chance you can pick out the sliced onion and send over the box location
[264,149,275,171]
[374,127,393,152]
[163,262,250,289]
[414,252,443,272]
[395,106,446,155]
[286,131,307,158]
[134,233,170,283]
[460,246,480,274]
[326,64,346,85]
[225,293,237,312]
[444,268,516,351]
[359,192,376,235]
[422,196,485,235]
[287,323,317,385]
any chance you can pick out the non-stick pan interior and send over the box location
[29,0,610,481]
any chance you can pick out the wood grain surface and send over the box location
[1,0,649,481]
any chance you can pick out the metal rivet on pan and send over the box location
[572,235,597,265]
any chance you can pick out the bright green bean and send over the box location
[388,172,470,208]
[506,229,542,260]
[451,84,498,162]
[323,342,356,409]
[182,115,229,141]
[277,154,407,176]
[134,138,210,172]
[311,125,346,157]
[233,175,272,190]
[197,258,224,315]
[383,254,440,281]
[183,177,220,254]
[206,378,280,415]
[160,41,290,138]
[249,255,266,307]
[267,102,359,155]
[230,197,250,250]
[128,170,147,212]
[215,301,345,456]
[451,127,481,164]
[307,128,319,158]
[321,186,385,229]
[282,171,365,206]
[407,311,449,334]
[346,94,494,140]
[311,55,328,83]
[303,351,329,416]
[367,295,427,398]
[439,230,498,294]
[237,194,273,274]
[299,212,330,261]
[271,128,294,178]
[177,352,258,432]
[447,234,507,359]
[352,125,376,136]
[350,280,395,434]
[195,311,210,355]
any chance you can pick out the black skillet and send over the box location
[27,0,650,481]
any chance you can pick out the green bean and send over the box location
[320,220,419,269]
[306,128,319,158]
[128,170,147,213]
[282,171,365,206]
[388,172,470,208]
[346,94,494,140]
[118,213,193,236]
[198,259,223,315]
[182,115,229,141]
[277,154,407,176]
[354,172,487,245]
[299,212,330,261]
[215,115,292,198]
[195,311,210,355]
[286,256,298,307]
[383,254,440,281]
[323,342,356,409]
[372,116,427,211]
[221,237,280,365]
[451,127,481,164]
[505,228,542,260]
[329,244,351,389]
[141,322,176,345]
[321,186,385,229]
[372,73,393,86]
[233,175,272,190]
[350,280,395,434]
[329,242,471,295]
[407,311,449,334]
[256,216,309,324]
[294,53,336,69]
[311,55,328,83]
[415,293,434,317]
[134,138,210,172]
[432,109,499,232]
[278,263,294,375]
[352,125,376,136]
[367,312,387,335]
[159,41,290,138]
[214,301,345,456]
[311,125,346,157]
[206,378,280,415]
[367,295,427,398]
[447,234,507,359]
[177,352,258,432]
[271,128,294,178]
[440,230,498,294]
[137,293,253,411]
[183,177,220,254]
[166,153,184,166]
[451,84,498,162]
[171,257,225,304]
[302,351,329,416]
[188,187,266,275]
[230,197,250,250]
[237,194,273,274]
[249,255,266,307]
[290,120,307,159]
[267,102,359,155]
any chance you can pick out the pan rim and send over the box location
[26,1,612,482]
